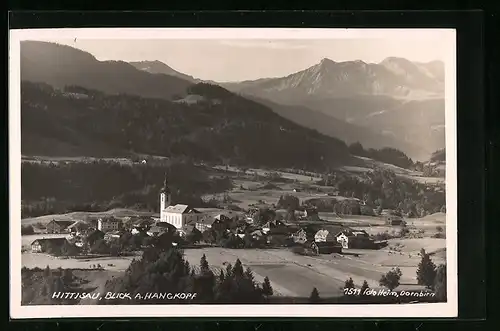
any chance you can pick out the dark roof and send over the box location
[49,220,74,228]
[99,217,121,224]
[315,241,342,247]
[338,229,369,237]
[31,237,67,246]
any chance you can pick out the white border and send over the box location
[9,28,457,319]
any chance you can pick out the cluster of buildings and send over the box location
[29,175,387,255]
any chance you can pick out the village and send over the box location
[25,175,407,258]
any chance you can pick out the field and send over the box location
[21,208,159,226]
[182,243,443,298]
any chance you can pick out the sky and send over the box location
[46,38,449,82]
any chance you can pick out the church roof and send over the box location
[165,204,201,214]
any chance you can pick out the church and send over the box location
[159,174,203,229]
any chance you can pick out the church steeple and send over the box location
[160,172,172,222]
[161,172,170,194]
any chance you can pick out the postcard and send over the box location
[9,27,457,318]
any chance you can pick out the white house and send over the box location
[97,218,122,232]
[314,229,336,243]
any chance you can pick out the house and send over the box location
[97,217,123,232]
[292,227,317,244]
[162,204,203,229]
[67,220,89,234]
[304,207,319,218]
[31,238,68,253]
[249,229,264,239]
[130,219,152,234]
[147,225,168,237]
[336,229,375,249]
[309,241,342,254]
[104,231,122,243]
[314,229,337,243]
[385,216,405,226]
[45,220,74,233]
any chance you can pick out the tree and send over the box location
[21,225,35,235]
[196,253,215,302]
[43,265,51,277]
[202,229,216,244]
[262,276,273,297]
[62,269,74,284]
[244,267,255,284]
[200,254,210,273]
[379,267,402,291]
[186,227,203,244]
[90,239,110,254]
[60,240,80,256]
[344,277,355,289]
[416,249,437,289]
[232,259,244,278]
[434,264,447,301]
[277,194,300,211]
[360,280,369,295]
[309,287,320,303]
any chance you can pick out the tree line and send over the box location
[21,159,232,218]
[314,168,445,217]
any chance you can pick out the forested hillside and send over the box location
[22,81,352,171]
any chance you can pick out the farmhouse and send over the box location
[45,220,74,233]
[292,227,317,244]
[314,228,341,243]
[31,238,68,253]
[104,231,122,243]
[146,223,178,237]
[309,241,342,254]
[97,217,122,232]
[336,229,375,249]
[385,216,405,226]
[67,220,89,234]
[195,217,228,233]
[129,219,152,234]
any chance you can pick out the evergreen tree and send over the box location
[219,269,225,283]
[196,254,215,302]
[262,276,273,296]
[309,287,320,303]
[416,249,437,289]
[344,277,355,289]
[244,267,255,284]
[360,280,369,295]
[434,264,447,301]
[225,263,232,278]
[232,259,244,277]
[200,254,210,273]
[43,265,51,277]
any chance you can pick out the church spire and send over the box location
[161,172,170,194]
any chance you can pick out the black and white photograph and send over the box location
[9,28,457,318]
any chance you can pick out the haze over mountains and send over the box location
[19,40,446,161]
